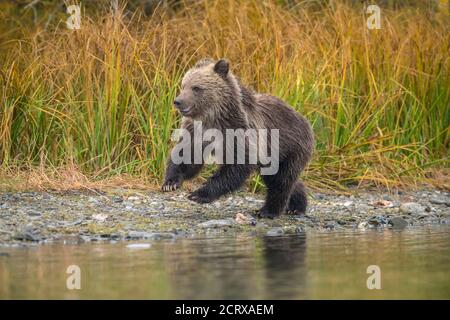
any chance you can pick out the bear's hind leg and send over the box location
[259,159,299,219]
[287,180,308,214]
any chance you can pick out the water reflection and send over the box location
[166,236,263,299]
[262,235,307,299]
[0,226,449,299]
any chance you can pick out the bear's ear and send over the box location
[214,59,229,78]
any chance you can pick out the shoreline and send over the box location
[0,188,449,246]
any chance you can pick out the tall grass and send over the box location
[0,0,449,191]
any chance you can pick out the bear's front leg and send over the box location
[162,160,183,191]
[188,164,255,203]
[162,158,203,192]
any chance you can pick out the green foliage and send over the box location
[0,0,449,189]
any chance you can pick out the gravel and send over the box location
[0,188,448,245]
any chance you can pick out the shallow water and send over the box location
[1,226,449,299]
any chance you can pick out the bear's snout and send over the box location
[173,97,182,108]
[173,96,192,116]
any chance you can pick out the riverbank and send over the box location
[0,188,448,246]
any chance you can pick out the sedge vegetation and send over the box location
[0,0,449,192]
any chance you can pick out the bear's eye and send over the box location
[192,86,204,93]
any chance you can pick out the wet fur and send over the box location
[163,59,314,218]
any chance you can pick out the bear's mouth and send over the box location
[179,107,192,116]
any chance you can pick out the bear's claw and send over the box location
[188,189,214,203]
[286,209,304,215]
[161,178,181,192]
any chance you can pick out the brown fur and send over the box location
[163,59,314,218]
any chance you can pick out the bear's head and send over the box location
[173,58,241,122]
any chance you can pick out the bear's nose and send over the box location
[173,98,182,108]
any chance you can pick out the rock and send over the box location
[126,231,154,240]
[368,216,388,227]
[92,213,108,222]
[266,227,284,237]
[26,210,41,217]
[235,213,256,226]
[197,219,235,229]
[13,231,41,242]
[429,196,450,207]
[388,217,408,229]
[315,193,325,200]
[372,200,393,208]
[357,222,368,229]
[400,202,425,215]
[295,226,305,233]
[112,196,123,203]
[324,222,335,229]
[343,201,352,207]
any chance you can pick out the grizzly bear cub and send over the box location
[162,58,314,218]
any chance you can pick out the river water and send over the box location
[1,226,449,299]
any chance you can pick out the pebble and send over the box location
[92,214,108,222]
[430,196,450,207]
[26,210,41,217]
[126,231,155,240]
[368,216,388,226]
[0,189,448,245]
[112,196,123,203]
[388,217,408,229]
[266,227,284,237]
[400,202,425,215]
[235,213,257,226]
[12,231,41,242]
[197,219,235,228]
[324,222,335,229]
[357,222,368,229]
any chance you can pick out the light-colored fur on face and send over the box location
[176,59,244,128]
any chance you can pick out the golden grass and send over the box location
[0,1,449,192]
